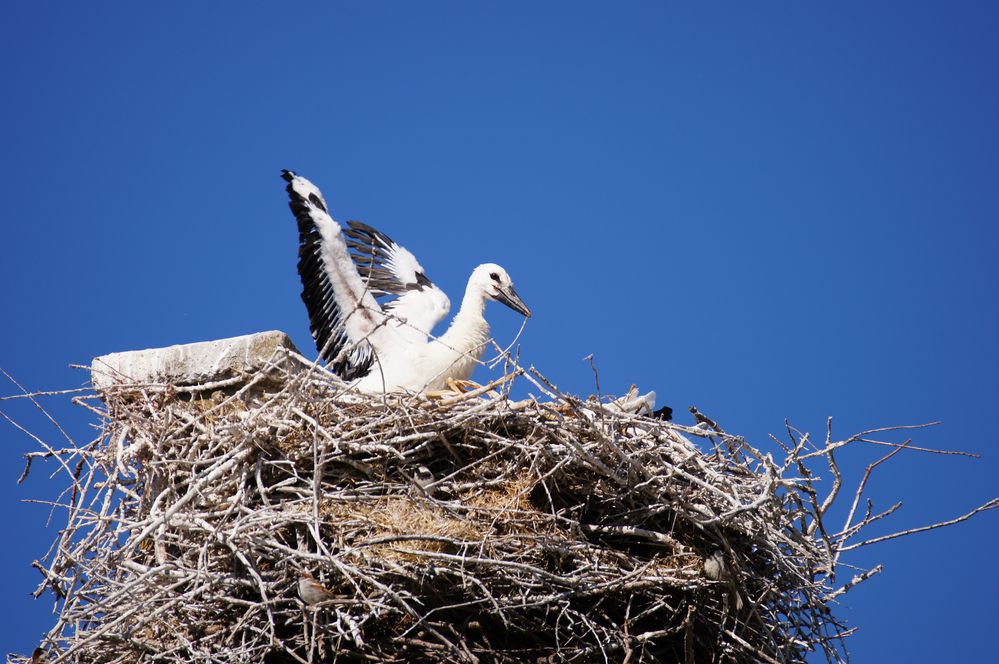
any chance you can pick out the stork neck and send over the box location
[456,282,488,320]
[438,280,490,355]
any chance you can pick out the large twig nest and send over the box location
[18,355,995,664]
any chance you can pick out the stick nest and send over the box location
[20,360,989,664]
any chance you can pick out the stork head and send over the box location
[473,263,532,318]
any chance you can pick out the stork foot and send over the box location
[425,379,489,401]
[447,378,482,393]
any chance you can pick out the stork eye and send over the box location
[489,272,500,281]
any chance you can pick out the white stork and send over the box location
[281,170,531,394]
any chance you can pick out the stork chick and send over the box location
[282,170,531,393]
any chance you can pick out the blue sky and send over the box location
[2,2,997,660]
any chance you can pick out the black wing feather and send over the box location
[343,220,431,296]
[283,171,374,380]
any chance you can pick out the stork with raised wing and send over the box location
[281,170,531,394]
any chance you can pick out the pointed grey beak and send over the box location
[496,286,532,318]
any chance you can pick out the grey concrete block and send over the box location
[91,330,303,391]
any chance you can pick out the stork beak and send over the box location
[496,286,532,318]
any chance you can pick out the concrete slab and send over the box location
[91,330,303,392]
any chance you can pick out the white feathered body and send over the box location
[355,285,491,392]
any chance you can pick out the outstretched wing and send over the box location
[343,221,451,341]
[282,170,389,379]
[343,221,432,296]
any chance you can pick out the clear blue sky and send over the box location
[2,3,997,661]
